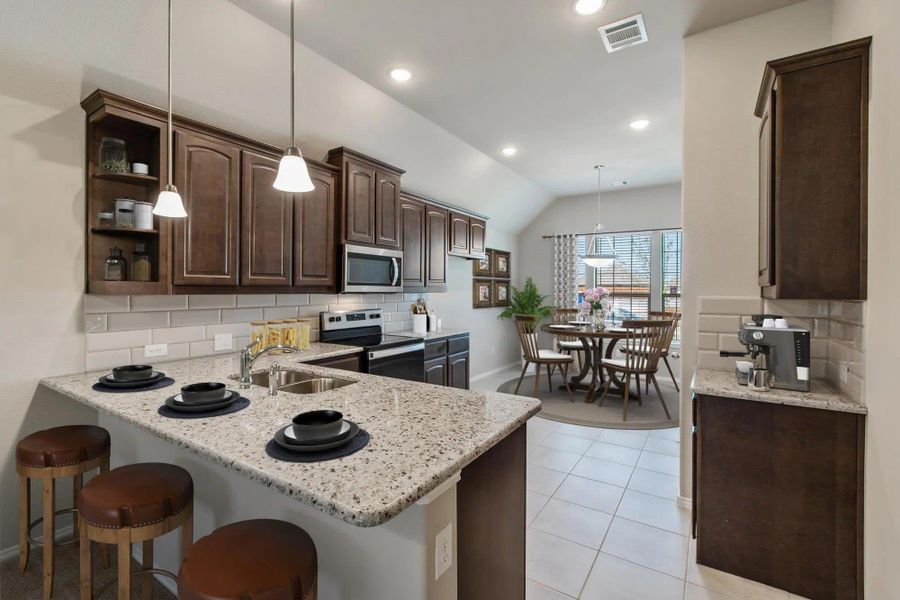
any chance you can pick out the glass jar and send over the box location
[99,137,128,173]
[282,319,299,349]
[131,242,151,282]
[115,198,135,229]
[250,321,267,353]
[266,320,285,350]
[104,247,127,281]
[98,209,114,227]
[296,318,314,350]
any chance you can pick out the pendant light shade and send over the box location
[582,164,617,268]
[153,0,187,218]
[274,0,314,193]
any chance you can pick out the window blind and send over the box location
[594,233,652,324]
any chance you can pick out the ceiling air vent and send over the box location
[598,14,648,53]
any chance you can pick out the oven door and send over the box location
[342,244,403,293]
[366,343,425,382]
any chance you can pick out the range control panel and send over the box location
[320,308,384,332]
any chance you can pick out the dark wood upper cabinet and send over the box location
[240,151,291,287]
[344,158,377,245]
[755,37,869,300]
[470,217,487,258]
[376,171,401,248]
[173,129,240,286]
[449,212,470,257]
[293,164,338,289]
[426,205,449,290]
[400,195,426,289]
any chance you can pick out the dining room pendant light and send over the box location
[273,0,314,193]
[583,165,617,268]
[153,0,187,218]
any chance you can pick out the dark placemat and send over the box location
[93,377,175,393]
[265,429,370,463]
[157,397,250,419]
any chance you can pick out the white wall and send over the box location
[0,0,551,551]
[830,0,900,594]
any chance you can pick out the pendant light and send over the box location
[153,0,187,218]
[273,0,314,192]
[583,165,617,268]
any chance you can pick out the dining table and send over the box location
[540,321,632,401]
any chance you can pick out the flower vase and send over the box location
[591,308,605,329]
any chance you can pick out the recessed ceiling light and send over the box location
[390,68,412,82]
[573,0,607,16]
[501,146,518,157]
[629,119,650,130]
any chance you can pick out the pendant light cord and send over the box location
[289,0,295,148]
[167,0,174,188]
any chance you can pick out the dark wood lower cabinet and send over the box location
[448,353,470,390]
[306,353,362,372]
[424,357,448,386]
[423,334,470,389]
[693,394,864,600]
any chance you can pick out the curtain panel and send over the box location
[552,234,578,308]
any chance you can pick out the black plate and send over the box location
[274,421,359,452]
[98,372,165,389]
[164,390,240,413]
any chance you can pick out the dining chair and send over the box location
[597,320,671,421]
[649,311,682,392]
[551,308,584,370]
[513,315,574,399]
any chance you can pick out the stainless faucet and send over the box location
[239,336,301,390]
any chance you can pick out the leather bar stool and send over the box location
[179,519,318,600]
[77,463,193,600]
[16,425,111,600]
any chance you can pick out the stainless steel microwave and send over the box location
[341,244,403,293]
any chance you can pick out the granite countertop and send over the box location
[691,368,866,414]
[40,345,540,528]
[393,328,469,341]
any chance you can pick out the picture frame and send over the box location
[472,279,494,308]
[492,250,511,279]
[493,280,510,307]
[473,249,494,277]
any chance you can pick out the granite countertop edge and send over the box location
[393,328,470,341]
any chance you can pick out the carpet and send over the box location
[498,371,680,430]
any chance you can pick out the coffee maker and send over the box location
[724,315,811,392]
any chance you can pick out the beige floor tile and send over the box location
[541,432,593,454]
[616,490,691,535]
[650,427,681,441]
[529,446,583,473]
[585,441,642,466]
[637,451,680,476]
[527,464,568,496]
[555,422,604,440]
[526,529,597,598]
[643,437,680,457]
[571,456,635,487]
[684,583,735,600]
[627,468,680,500]
[686,540,790,599]
[581,552,686,600]
[553,474,624,514]
[527,490,552,526]
[601,517,688,578]
[531,498,613,549]
[526,578,576,599]
[599,429,650,449]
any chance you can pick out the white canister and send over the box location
[412,314,428,335]
[133,201,154,230]
[131,162,149,175]
[114,198,135,228]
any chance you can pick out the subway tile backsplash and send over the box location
[696,296,866,402]
[83,293,427,371]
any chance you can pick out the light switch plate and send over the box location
[144,343,168,358]
[214,333,233,351]
[435,523,452,580]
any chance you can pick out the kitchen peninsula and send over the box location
[40,343,540,600]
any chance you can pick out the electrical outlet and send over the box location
[839,362,849,383]
[144,343,168,358]
[214,333,233,351]
[435,523,452,580]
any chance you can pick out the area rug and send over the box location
[497,372,680,430]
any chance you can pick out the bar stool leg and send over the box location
[98,458,110,568]
[117,531,131,600]
[18,474,29,572]
[73,474,83,543]
[42,477,55,600]
[141,541,153,600]
[79,517,91,600]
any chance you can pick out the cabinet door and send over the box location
[470,218,487,258]
[426,206,449,289]
[758,88,776,288]
[294,166,337,289]
[448,352,470,389]
[173,130,240,286]
[240,151,292,286]
[424,357,448,386]
[344,158,376,245]
[400,197,426,289]
[375,170,402,248]
[449,212,470,256]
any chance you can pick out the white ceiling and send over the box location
[230,0,803,197]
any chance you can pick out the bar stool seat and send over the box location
[16,425,110,469]
[179,519,317,600]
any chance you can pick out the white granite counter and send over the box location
[393,328,469,341]
[40,348,540,527]
[691,368,866,414]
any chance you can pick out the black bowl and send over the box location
[291,410,344,442]
[112,365,154,382]
[180,382,227,404]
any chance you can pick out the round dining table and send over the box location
[540,322,631,401]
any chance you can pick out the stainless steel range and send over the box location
[319,309,424,382]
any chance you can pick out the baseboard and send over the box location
[471,361,520,383]
[0,525,75,562]
[677,495,692,509]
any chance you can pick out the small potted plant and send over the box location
[584,286,610,327]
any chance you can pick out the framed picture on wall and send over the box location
[473,249,493,277]
[492,250,511,279]
[493,281,510,307]
[473,279,494,308]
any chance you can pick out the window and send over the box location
[661,230,682,339]
[594,232,652,325]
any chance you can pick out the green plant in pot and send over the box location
[498,277,553,326]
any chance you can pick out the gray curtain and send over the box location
[552,234,578,308]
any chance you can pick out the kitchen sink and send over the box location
[231,369,356,394]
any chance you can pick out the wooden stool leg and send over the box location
[42,477,55,600]
[73,474,83,543]
[117,532,131,600]
[141,541,153,600]
[79,519,91,600]
[98,458,110,568]
[18,474,29,572]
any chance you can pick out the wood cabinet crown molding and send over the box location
[325,146,405,175]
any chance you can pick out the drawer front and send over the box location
[425,340,449,361]
[448,335,469,355]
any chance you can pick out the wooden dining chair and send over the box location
[513,315,574,399]
[551,308,584,370]
[649,311,681,392]
[597,320,671,422]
